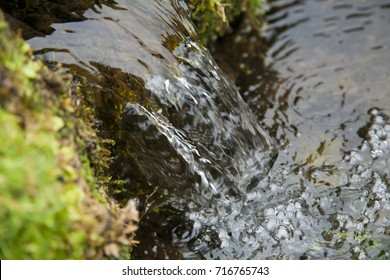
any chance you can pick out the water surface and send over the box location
[214,0,390,259]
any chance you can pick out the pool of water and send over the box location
[1,0,389,259]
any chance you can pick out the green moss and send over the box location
[188,0,268,44]
[0,14,138,259]
[0,110,87,259]
[0,22,87,258]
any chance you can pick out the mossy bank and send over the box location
[0,15,138,259]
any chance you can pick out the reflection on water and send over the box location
[2,0,389,259]
[215,0,390,258]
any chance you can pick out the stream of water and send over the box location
[2,0,389,259]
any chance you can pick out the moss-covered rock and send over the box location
[188,0,267,44]
[0,14,138,259]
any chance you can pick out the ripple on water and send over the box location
[210,0,390,259]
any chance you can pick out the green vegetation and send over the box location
[0,110,87,259]
[0,15,138,259]
[188,0,267,44]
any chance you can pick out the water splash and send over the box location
[119,21,278,259]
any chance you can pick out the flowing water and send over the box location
[2,0,389,259]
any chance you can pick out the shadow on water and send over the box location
[2,0,389,259]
